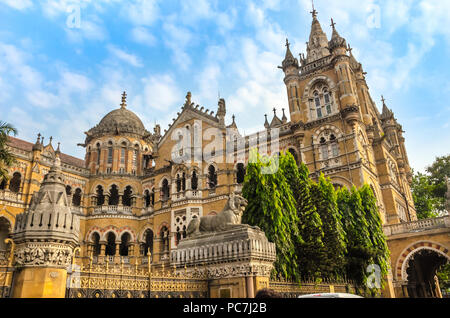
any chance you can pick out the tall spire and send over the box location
[306,7,330,64]
[310,0,317,19]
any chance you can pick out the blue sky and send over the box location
[0,0,449,173]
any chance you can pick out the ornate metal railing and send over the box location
[66,256,208,298]
[383,216,450,236]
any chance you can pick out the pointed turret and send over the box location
[227,114,238,129]
[281,108,288,124]
[264,114,269,129]
[381,95,395,121]
[32,133,43,151]
[281,38,299,72]
[328,18,347,54]
[269,108,283,128]
[305,9,330,64]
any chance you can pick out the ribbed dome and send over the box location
[98,107,146,131]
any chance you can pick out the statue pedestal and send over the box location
[171,226,276,298]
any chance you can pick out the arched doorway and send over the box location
[399,243,450,298]
[405,249,449,298]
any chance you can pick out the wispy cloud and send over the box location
[107,45,143,67]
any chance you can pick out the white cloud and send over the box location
[162,21,194,70]
[141,74,182,111]
[125,0,159,26]
[107,45,143,67]
[131,26,156,46]
[0,0,33,10]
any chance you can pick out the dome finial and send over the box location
[121,91,127,108]
[310,0,317,18]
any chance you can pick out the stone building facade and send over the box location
[0,11,425,297]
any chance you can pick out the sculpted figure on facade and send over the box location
[186,193,249,237]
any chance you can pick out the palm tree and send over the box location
[0,121,18,182]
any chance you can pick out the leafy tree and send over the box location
[359,185,390,292]
[242,149,301,281]
[280,152,324,280]
[337,187,373,286]
[0,121,17,181]
[310,174,346,279]
[410,171,440,219]
[426,155,450,212]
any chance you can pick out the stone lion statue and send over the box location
[186,193,249,237]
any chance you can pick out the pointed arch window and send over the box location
[208,165,217,189]
[72,188,82,207]
[142,229,154,256]
[0,179,6,190]
[96,144,101,165]
[161,179,170,201]
[176,174,182,192]
[320,137,328,160]
[144,190,151,208]
[108,185,119,206]
[107,144,113,164]
[314,91,322,118]
[120,146,126,165]
[191,171,198,190]
[9,172,21,193]
[92,232,101,257]
[105,232,116,256]
[119,233,130,256]
[123,186,133,207]
[96,185,105,206]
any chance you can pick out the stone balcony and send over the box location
[383,215,450,237]
[0,190,23,203]
[92,205,133,215]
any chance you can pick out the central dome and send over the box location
[84,92,151,143]
[98,107,146,131]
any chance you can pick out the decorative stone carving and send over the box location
[14,242,73,268]
[186,193,250,237]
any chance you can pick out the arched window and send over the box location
[182,172,186,191]
[144,190,151,208]
[123,186,132,207]
[288,148,299,164]
[161,179,170,201]
[0,217,11,251]
[119,233,131,256]
[96,185,105,206]
[236,163,245,184]
[191,171,198,190]
[142,229,154,256]
[65,185,72,196]
[92,232,101,257]
[151,188,155,206]
[0,178,6,190]
[318,131,340,161]
[96,144,101,165]
[314,91,322,118]
[108,185,119,206]
[105,232,116,256]
[9,172,21,193]
[120,143,126,165]
[107,142,113,164]
[320,137,328,160]
[132,145,139,172]
[176,174,181,192]
[208,165,217,189]
[72,188,82,207]
[323,88,332,115]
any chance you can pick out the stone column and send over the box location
[246,276,255,298]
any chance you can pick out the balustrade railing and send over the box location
[0,190,22,203]
[383,216,450,236]
[92,205,133,215]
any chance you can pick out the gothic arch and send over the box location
[329,176,352,190]
[85,226,102,242]
[139,225,155,243]
[101,226,120,241]
[303,75,337,97]
[313,125,343,144]
[118,227,136,242]
[396,241,450,281]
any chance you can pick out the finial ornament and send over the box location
[330,18,336,30]
[273,107,277,115]
[381,95,386,105]
[186,91,192,106]
[310,0,317,18]
[49,136,53,145]
[36,133,41,143]
[120,91,127,108]
[347,44,353,54]
[285,38,290,48]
